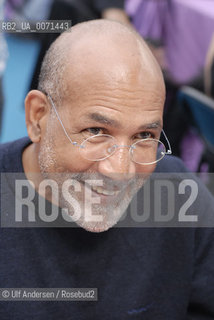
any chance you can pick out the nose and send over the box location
[97,146,136,181]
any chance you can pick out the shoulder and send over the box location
[154,155,214,226]
[155,155,188,173]
[0,137,31,172]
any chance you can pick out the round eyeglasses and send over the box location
[79,134,168,164]
[46,94,172,165]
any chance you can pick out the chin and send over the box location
[84,225,111,233]
[75,219,118,233]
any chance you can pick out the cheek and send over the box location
[54,147,97,173]
[40,128,97,173]
[135,163,156,176]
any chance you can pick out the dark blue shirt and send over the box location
[0,138,214,319]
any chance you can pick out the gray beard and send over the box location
[38,170,145,232]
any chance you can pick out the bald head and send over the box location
[38,19,165,105]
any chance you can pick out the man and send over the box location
[0,20,214,319]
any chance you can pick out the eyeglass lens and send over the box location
[79,135,166,164]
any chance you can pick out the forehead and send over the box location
[60,35,165,126]
[61,83,164,134]
[64,33,164,92]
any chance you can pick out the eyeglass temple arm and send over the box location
[162,129,172,154]
[47,94,79,146]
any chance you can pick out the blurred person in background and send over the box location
[204,34,214,99]
[125,0,214,164]
[5,0,53,22]
[125,0,214,87]
[0,0,8,137]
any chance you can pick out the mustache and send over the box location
[40,171,147,192]
[69,172,145,191]
[45,172,144,189]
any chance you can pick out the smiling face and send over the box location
[25,21,165,232]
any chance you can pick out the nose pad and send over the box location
[107,145,116,155]
[97,146,136,180]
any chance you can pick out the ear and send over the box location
[25,90,49,143]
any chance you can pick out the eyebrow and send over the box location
[83,112,162,130]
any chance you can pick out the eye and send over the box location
[137,131,155,140]
[86,127,104,135]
